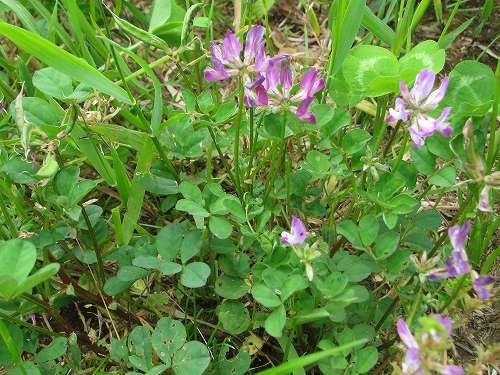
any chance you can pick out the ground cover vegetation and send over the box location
[0,0,498,373]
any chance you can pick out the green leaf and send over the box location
[152,317,186,366]
[353,346,378,374]
[158,261,182,276]
[336,220,363,250]
[172,341,210,375]
[343,45,399,97]
[35,337,67,363]
[375,231,400,259]
[215,275,248,299]
[216,301,250,334]
[156,223,188,260]
[359,215,379,247]
[209,216,233,239]
[0,239,36,285]
[117,266,149,282]
[251,283,282,308]
[132,255,161,269]
[0,23,130,104]
[110,338,128,362]
[442,60,495,116]
[180,230,202,264]
[179,181,203,204]
[180,262,210,288]
[149,0,172,32]
[14,263,60,297]
[429,166,456,187]
[175,199,209,217]
[280,274,308,302]
[32,67,73,99]
[361,6,395,46]
[341,129,372,155]
[264,304,286,338]
[137,174,178,195]
[399,40,445,82]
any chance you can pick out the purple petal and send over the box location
[293,68,324,101]
[472,274,495,300]
[281,60,294,91]
[411,69,436,104]
[427,269,450,281]
[402,347,422,375]
[264,57,283,94]
[396,320,419,349]
[221,32,242,64]
[210,41,224,64]
[254,44,268,73]
[295,97,316,124]
[432,314,453,337]
[255,85,268,106]
[386,98,410,124]
[204,66,229,81]
[281,216,308,246]
[477,186,493,212]
[409,126,425,149]
[448,221,471,253]
[434,107,452,136]
[445,249,470,277]
[244,25,265,64]
[422,76,449,110]
[441,365,465,375]
[416,113,437,136]
[400,80,411,102]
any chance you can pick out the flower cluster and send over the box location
[386,69,452,148]
[427,221,495,300]
[396,315,463,375]
[204,26,324,123]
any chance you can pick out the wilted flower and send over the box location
[204,25,268,107]
[427,221,495,301]
[262,56,324,123]
[396,316,463,375]
[477,186,493,212]
[281,216,308,246]
[386,69,452,148]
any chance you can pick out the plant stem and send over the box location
[80,204,105,286]
[207,126,242,199]
[392,131,410,174]
[382,121,402,157]
[233,77,245,195]
[0,194,17,238]
[438,275,467,313]
[151,136,179,179]
[485,59,499,173]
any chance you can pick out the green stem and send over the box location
[485,59,499,173]
[207,126,242,199]
[392,131,410,173]
[233,77,245,194]
[382,121,402,157]
[151,136,179,179]
[438,275,467,313]
[406,285,423,327]
[80,204,105,286]
[0,320,28,375]
[0,194,17,238]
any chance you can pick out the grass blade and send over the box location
[121,138,153,245]
[0,0,40,34]
[362,6,395,46]
[255,339,368,375]
[0,22,131,104]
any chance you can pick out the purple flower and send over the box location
[448,221,471,253]
[471,272,495,300]
[281,216,308,246]
[397,320,424,375]
[440,365,465,375]
[432,315,453,337]
[387,69,452,148]
[204,26,268,107]
[262,57,324,123]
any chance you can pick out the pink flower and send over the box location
[204,26,268,108]
[387,69,452,148]
[281,216,308,246]
[262,57,324,123]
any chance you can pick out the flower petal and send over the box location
[400,80,411,102]
[221,32,242,64]
[448,221,471,253]
[204,67,229,81]
[396,319,419,349]
[441,365,465,375]
[295,97,316,124]
[411,69,436,104]
[386,98,410,124]
[472,272,495,300]
[421,76,449,110]
[281,216,308,246]
[477,186,493,212]
[432,314,453,337]
[434,107,452,136]
[244,25,265,64]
